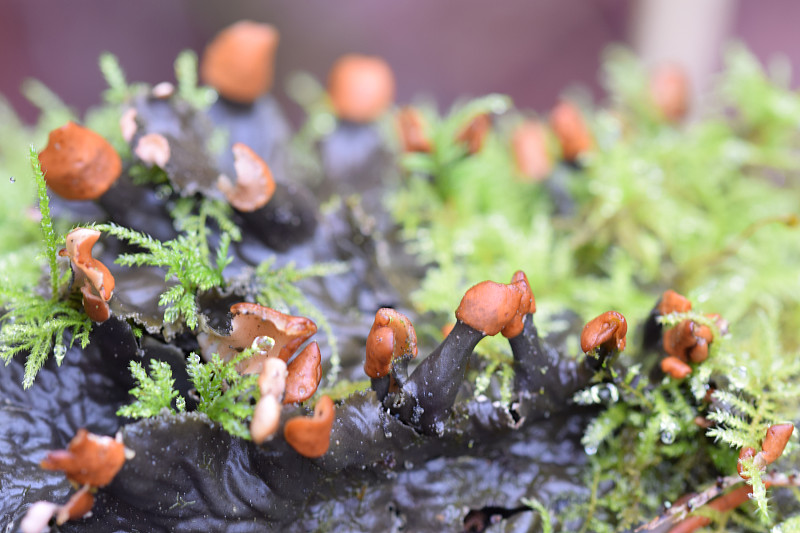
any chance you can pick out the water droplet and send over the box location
[404,460,414,469]
[584,444,598,455]
[9,176,15,183]
[298,386,307,396]
[53,344,67,364]
[660,431,675,445]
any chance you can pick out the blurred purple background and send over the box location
[1,1,797,124]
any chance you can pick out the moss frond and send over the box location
[174,50,216,109]
[117,359,184,418]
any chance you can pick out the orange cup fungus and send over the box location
[38,122,122,200]
[512,120,552,182]
[549,100,593,162]
[580,311,627,354]
[284,395,335,458]
[328,54,395,123]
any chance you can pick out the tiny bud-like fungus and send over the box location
[134,133,171,168]
[285,342,323,404]
[38,121,122,200]
[258,357,288,399]
[61,228,115,323]
[661,356,692,379]
[217,143,276,212]
[284,395,335,458]
[40,429,126,487]
[650,63,690,122]
[397,107,432,153]
[250,394,283,444]
[328,54,395,123]
[657,289,692,316]
[364,308,418,378]
[761,423,794,464]
[119,108,138,143]
[549,100,593,162]
[501,270,535,339]
[200,20,280,104]
[456,114,491,155]
[512,120,552,181]
[663,319,714,363]
[580,311,627,353]
[737,446,757,480]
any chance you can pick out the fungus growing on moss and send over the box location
[38,121,122,200]
[549,100,593,162]
[663,319,713,363]
[284,341,322,404]
[217,143,276,212]
[328,54,395,123]
[456,113,491,154]
[251,357,288,443]
[660,355,692,379]
[284,395,335,458]
[60,228,115,323]
[199,302,317,374]
[580,311,627,354]
[512,119,552,181]
[650,63,690,122]
[200,20,280,104]
[397,107,432,153]
[761,423,794,464]
[657,289,692,315]
[501,270,535,338]
[40,428,127,487]
[134,133,171,168]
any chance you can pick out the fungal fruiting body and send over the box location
[60,228,115,322]
[328,54,395,123]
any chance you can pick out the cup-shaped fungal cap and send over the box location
[664,320,714,363]
[217,143,276,212]
[284,395,335,458]
[200,20,280,104]
[250,394,282,444]
[501,270,535,339]
[80,283,111,323]
[285,342,322,404]
[40,429,126,487]
[661,356,692,379]
[328,54,395,123]
[56,486,94,525]
[549,101,593,162]
[201,303,317,374]
[456,280,529,337]
[580,311,627,353]
[456,114,491,155]
[62,228,115,300]
[258,357,288,399]
[397,107,432,153]
[364,308,418,378]
[737,447,758,479]
[657,289,692,316]
[512,120,552,182]
[650,63,690,122]
[38,122,122,200]
[134,133,171,168]
[761,423,794,464]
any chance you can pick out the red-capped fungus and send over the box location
[284,342,322,404]
[549,100,593,162]
[55,486,94,525]
[456,114,491,155]
[456,277,531,337]
[580,311,627,353]
[328,54,395,123]
[663,319,713,363]
[217,143,276,212]
[650,62,690,122]
[38,122,122,200]
[397,107,432,153]
[134,133,171,168]
[761,423,794,464]
[661,355,692,380]
[657,289,692,316]
[284,395,335,458]
[200,20,280,104]
[501,270,535,339]
[199,302,317,374]
[40,429,127,487]
[60,228,115,322]
[512,120,552,182]
[364,308,418,379]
